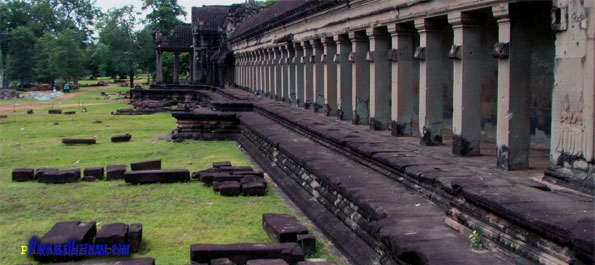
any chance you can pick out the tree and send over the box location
[0,0,33,88]
[141,0,186,34]
[6,26,36,87]
[134,26,156,84]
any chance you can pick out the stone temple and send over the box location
[147,0,594,264]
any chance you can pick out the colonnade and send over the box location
[234,4,555,171]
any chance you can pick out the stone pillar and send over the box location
[156,50,163,83]
[388,23,416,136]
[322,36,338,116]
[269,47,276,98]
[239,53,245,88]
[286,43,296,104]
[274,46,283,100]
[415,18,446,145]
[294,42,304,106]
[449,12,482,156]
[264,49,271,95]
[302,41,314,107]
[173,52,180,84]
[279,45,288,101]
[367,27,391,130]
[350,31,370,125]
[189,51,194,83]
[311,38,324,111]
[259,49,266,93]
[493,6,531,170]
[334,33,353,120]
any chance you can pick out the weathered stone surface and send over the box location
[38,168,80,183]
[130,160,161,171]
[106,165,126,180]
[232,171,264,177]
[84,167,104,180]
[213,174,245,183]
[215,181,241,196]
[96,223,128,246]
[218,166,254,172]
[241,182,266,196]
[246,259,288,265]
[48,109,62,114]
[38,221,96,246]
[210,257,236,265]
[124,169,190,184]
[81,176,96,182]
[128,223,143,253]
[64,111,76,115]
[240,176,266,186]
[12,168,34,182]
[62,138,96,145]
[36,168,59,179]
[190,243,304,264]
[51,258,155,265]
[213,161,232,168]
[200,172,231,186]
[111,133,132,142]
[296,234,316,256]
[263,214,309,243]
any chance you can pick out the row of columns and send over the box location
[235,6,537,170]
[156,50,193,84]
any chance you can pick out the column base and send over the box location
[452,134,481,156]
[323,104,331,116]
[352,111,359,125]
[391,120,412,137]
[420,126,442,146]
[337,108,344,120]
[496,145,529,170]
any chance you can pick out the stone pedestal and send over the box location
[389,23,416,136]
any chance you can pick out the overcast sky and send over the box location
[95,0,243,24]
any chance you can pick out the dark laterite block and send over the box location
[296,234,316,255]
[219,166,253,172]
[130,159,161,171]
[36,168,59,179]
[12,168,34,182]
[201,172,231,186]
[48,109,62,114]
[51,258,155,265]
[84,167,104,180]
[211,258,236,265]
[111,133,132,142]
[232,171,264,177]
[262,214,309,243]
[190,243,304,264]
[38,221,96,246]
[64,111,76,115]
[213,174,245,183]
[240,176,267,186]
[213,161,232,168]
[241,182,266,196]
[96,223,128,246]
[81,176,96,182]
[246,259,289,265]
[125,169,190,184]
[38,169,80,183]
[192,168,215,179]
[128,223,142,253]
[62,138,96,145]
[107,165,127,180]
[216,181,241,196]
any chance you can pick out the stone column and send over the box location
[264,49,271,95]
[311,38,324,111]
[286,43,296,104]
[302,41,314,107]
[334,33,353,120]
[173,52,180,84]
[493,6,531,170]
[269,47,276,98]
[189,51,194,83]
[279,45,288,101]
[156,50,163,83]
[415,18,446,145]
[239,53,245,88]
[322,36,337,116]
[449,12,483,156]
[367,27,391,130]
[259,49,266,93]
[246,52,252,90]
[274,46,283,100]
[350,31,370,125]
[294,42,304,106]
[388,23,416,136]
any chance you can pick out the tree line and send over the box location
[0,0,187,89]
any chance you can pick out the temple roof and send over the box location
[157,24,192,51]
[192,5,230,32]
[230,0,344,42]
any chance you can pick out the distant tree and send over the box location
[0,0,33,88]
[5,26,36,87]
[51,29,89,85]
[258,0,279,7]
[135,26,156,84]
[141,0,186,34]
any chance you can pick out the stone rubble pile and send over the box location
[193,161,267,196]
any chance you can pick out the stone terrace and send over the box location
[171,87,595,265]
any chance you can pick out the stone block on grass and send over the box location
[232,171,264,177]
[12,168,34,182]
[64,111,76,115]
[246,259,289,265]
[38,168,80,183]
[213,161,232,168]
[219,166,253,172]
[84,167,104,180]
[124,169,190,184]
[48,109,62,114]
[38,220,97,248]
[214,181,241,196]
[241,182,266,196]
[297,234,316,256]
[107,165,126,180]
[111,133,132,142]
[190,243,304,265]
[36,168,59,179]
[240,176,267,186]
[62,138,96,145]
[130,159,161,171]
[201,172,231,186]
[213,174,245,183]
[262,214,309,243]
[96,223,128,246]
[128,223,142,253]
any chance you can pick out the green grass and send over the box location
[0,85,340,265]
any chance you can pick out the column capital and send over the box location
[321,36,336,46]
[492,4,510,20]
[333,33,350,44]
[301,40,312,49]
[448,12,482,27]
[414,18,446,32]
[309,38,323,48]
[366,27,390,39]
[388,23,416,36]
[348,30,368,42]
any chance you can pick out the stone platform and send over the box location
[171,87,594,265]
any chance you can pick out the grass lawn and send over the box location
[0,85,336,264]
